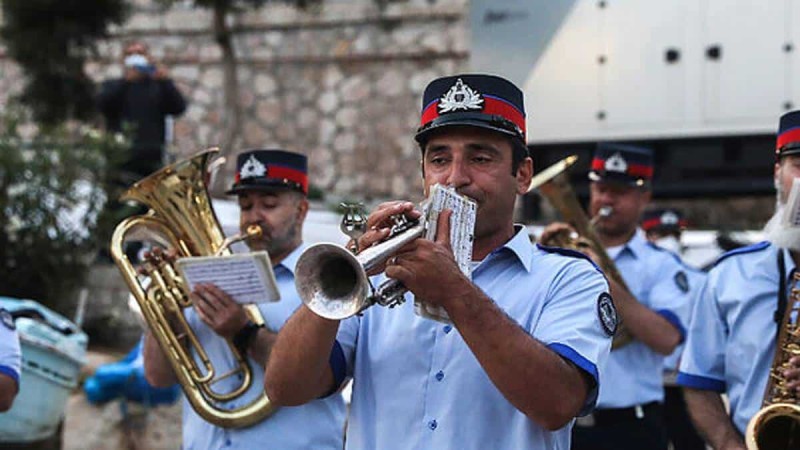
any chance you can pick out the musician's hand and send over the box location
[784,356,800,394]
[385,209,470,308]
[136,246,178,275]
[354,201,422,275]
[191,283,249,340]
[537,222,576,246]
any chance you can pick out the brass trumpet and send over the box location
[111,149,276,428]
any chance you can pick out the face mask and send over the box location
[124,54,155,75]
[655,235,681,254]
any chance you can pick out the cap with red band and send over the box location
[226,149,308,195]
[641,208,688,233]
[589,143,654,188]
[415,74,526,145]
[776,110,800,158]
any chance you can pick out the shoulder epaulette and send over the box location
[536,244,603,273]
[646,242,705,273]
[714,241,771,266]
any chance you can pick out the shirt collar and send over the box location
[617,228,648,260]
[275,242,307,276]
[489,225,534,273]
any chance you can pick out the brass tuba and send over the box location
[745,269,800,449]
[534,156,633,349]
[110,148,276,428]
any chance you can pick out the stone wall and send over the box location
[81,0,467,203]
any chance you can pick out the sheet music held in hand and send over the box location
[784,178,800,228]
[416,184,477,323]
[176,251,280,304]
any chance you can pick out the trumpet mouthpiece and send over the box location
[246,225,263,238]
[598,206,613,218]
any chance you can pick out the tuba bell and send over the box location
[745,269,800,449]
[110,148,276,428]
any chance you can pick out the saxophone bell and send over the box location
[745,270,800,449]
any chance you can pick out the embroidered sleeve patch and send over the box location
[0,309,15,331]
[674,271,689,293]
[597,293,617,337]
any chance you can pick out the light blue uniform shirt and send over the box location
[181,244,346,450]
[663,258,707,374]
[677,242,785,434]
[332,226,613,450]
[597,230,692,408]
[0,309,21,389]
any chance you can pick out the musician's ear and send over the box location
[515,157,533,195]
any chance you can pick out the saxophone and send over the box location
[745,269,800,449]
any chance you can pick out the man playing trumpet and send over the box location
[542,144,693,450]
[265,74,615,449]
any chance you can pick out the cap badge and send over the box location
[605,152,628,173]
[661,211,679,225]
[438,78,484,114]
[240,155,267,179]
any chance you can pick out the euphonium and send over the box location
[110,148,276,428]
[535,157,633,349]
[745,269,800,450]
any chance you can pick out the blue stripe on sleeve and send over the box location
[0,365,19,387]
[676,372,726,392]
[548,343,600,415]
[656,309,686,341]
[328,340,346,390]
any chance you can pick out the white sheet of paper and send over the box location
[176,251,280,304]
[415,184,477,323]
[784,178,800,228]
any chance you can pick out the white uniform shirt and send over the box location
[596,230,692,408]
[331,226,613,450]
[0,309,21,389]
[677,241,784,434]
[181,244,346,450]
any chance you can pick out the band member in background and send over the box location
[0,308,21,412]
[642,208,707,450]
[143,150,345,449]
[264,74,615,449]
[678,110,800,449]
[542,144,693,450]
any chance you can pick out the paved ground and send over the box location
[61,350,182,450]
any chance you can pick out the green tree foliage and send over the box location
[0,107,127,306]
[0,0,128,125]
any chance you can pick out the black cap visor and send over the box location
[415,112,525,145]
[588,170,650,188]
[778,142,800,158]
[225,180,304,196]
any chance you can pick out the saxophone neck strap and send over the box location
[777,248,789,328]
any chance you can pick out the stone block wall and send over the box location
[80,0,469,203]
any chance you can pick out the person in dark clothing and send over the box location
[96,41,187,263]
[98,41,187,183]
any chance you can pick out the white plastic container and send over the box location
[0,297,88,444]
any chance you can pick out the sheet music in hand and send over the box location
[176,251,280,304]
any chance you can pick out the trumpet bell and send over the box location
[295,243,372,320]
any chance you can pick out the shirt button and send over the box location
[443,325,452,334]
[428,419,438,430]
[435,370,444,381]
